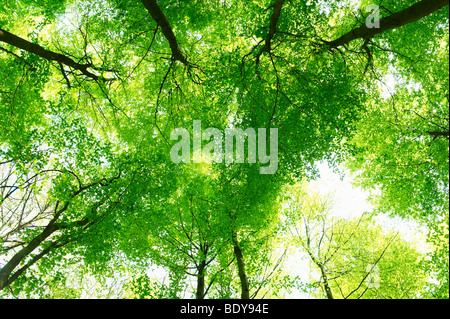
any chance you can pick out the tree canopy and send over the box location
[0,0,448,299]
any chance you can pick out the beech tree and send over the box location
[282,182,428,299]
[1,0,448,298]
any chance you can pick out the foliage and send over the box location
[0,0,448,299]
[282,181,428,299]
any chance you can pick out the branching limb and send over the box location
[324,0,449,50]
[139,0,189,65]
[0,28,104,81]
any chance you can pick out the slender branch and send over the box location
[0,172,122,290]
[203,257,235,298]
[251,249,287,298]
[345,233,398,299]
[58,62,72,88]
[0,45,32,67]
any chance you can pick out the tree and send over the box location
[282,181,428,299]
[0,115,128,291]
[0,0,448,298]
[343,1,449,296]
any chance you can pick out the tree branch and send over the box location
[0,28,102,81]
[262,0,286,53]
[427,130,449,139]
[324,0,449,49]
[255,0,286,71]
[139,0,189,65]
[0,171,122,291]
[345,233,398,299]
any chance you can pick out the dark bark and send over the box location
[139,0,188,65]
[5,241,67,288]
[0,28,100,81]
[305,249,334,299]
[325,0,449,49]
[319,265,334,299]
[262,0,286,53]
[232,235,250,299]
[196,245,208,299]
[428,130,450,138]
[254,0,286,80]
[0,212,94,291]
[196,266,205,299]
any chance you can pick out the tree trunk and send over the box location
[232,235,250,299]
[325,0,449,49]
[0,176,120,291]
[306,249,334,299]
[319,265,334,299]
[196,260,206,299]
[0,222,60,290]
[196,244,208,299]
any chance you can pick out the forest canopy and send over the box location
[0,0,448,299]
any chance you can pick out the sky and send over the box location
[313,161,373,219]
[284,161,371,298]
[283,161,429,299]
